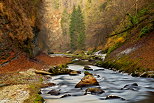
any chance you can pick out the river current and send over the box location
[41,63,154,103]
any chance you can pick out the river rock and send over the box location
[121,83,139,91]
[48,66,71,75]
[75,75,99,88]
[94,69,104,71]
[105,95,125,100]
[85,87,105,95]
[69,70,81,76]
[84,66,93,71]
[41,83,56,88]
[61,94,71,98]
[140,71,154,78]
[47,89,61,95]
[84,71,93,76]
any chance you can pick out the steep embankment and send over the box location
[101,2,154,77]
[0,1,71,103]
[0,0,47,66]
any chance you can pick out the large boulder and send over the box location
[75,75,99,88]
[48,66,71,75]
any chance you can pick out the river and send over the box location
[41,63,154,103]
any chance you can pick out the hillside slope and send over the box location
[101,2,154,77]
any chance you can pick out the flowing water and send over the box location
[41,63,154,103]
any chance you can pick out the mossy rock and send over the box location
[84,71,93,76]
[69,70,81,76]
[84,65,93,71]
[48,65,71,75]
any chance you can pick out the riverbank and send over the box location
[71,45,154,78]
[0,53,71,103]
[101,32,154,78]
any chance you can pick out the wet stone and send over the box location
[41,83,56,88]
[84,66,93,71]
[105,95,125,100]
[94,69,104,71]
[47,89,61,95]
[69,70,81,76]
[121,83,139,91]
[61,94,71,98]
[75,75,99,88]
[85,87,105,95]
[48,66,71,75]
[84,71,93,76]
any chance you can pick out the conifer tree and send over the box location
[69,5,85,50]
[69,6,78,50]
[76,6,85,49]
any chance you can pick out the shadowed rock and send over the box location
[84,71,93,76]
[85,87,105,95]
[121,83,139,91]
[94,69,104,71]
[75,75,99,88]
[84,66,93,71]
[41,83,56,88]
[69,70,81,76]
[47,89,61,95]
[105,95,125,100]
[61,94,71,98]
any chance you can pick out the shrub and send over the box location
[139,24,153,38]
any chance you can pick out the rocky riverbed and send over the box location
[41,63,154,103]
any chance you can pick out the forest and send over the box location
[0,0,154,103]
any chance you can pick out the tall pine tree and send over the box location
[76,6,85,49]
[69,5,85,50]
[69,6,78,50]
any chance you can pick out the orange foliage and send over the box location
[97,45,104,50]
[87,47,95,51]
[116,37,125,43]
[0,53,71,74]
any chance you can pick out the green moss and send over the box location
[107,42,123,54]
[139,23,154,38]
[24,84,44,103]
[100,57,153,77]
[58,64,68,69]
[34,94,44,103]
[48,65,71,75]
[73,54,91,60]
